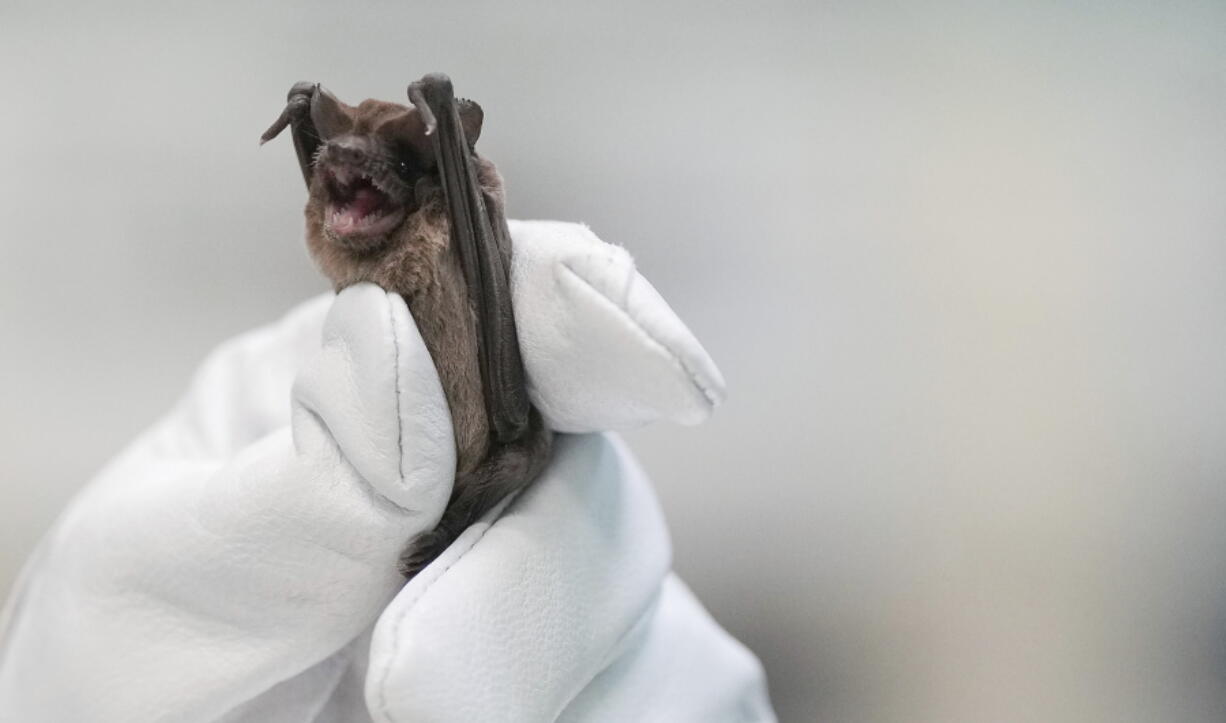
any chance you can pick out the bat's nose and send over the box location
[324,137,369,165]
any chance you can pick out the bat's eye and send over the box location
[396,159,414,180]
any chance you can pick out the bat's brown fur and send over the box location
[299,98,552,576]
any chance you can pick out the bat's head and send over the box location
[312,88,482,251]
[261,83,485,258]
[309,93,430,245]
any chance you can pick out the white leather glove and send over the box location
[0,221,775,723]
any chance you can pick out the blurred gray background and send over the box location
[3,1,1226,720]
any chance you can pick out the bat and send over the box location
[261,73,552,577]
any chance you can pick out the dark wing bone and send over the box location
[408,73,529,444]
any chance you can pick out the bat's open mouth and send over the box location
[322,164,408,240]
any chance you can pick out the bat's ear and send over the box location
[458,99,483,146]
[310,85,352,139]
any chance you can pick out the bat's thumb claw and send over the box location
[407,80,439,137]
[261,107,292,145]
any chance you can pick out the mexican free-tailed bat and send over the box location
[261,73,552,577]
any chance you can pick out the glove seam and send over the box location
[557,262,721,408]
[385,290,407,491]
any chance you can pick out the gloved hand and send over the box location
[0,221,775,723]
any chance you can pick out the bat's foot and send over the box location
[397,524,457,578]
[397,409,553,578]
